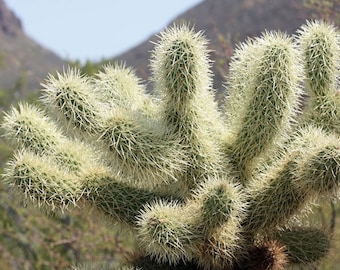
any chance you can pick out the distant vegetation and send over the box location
[303,0,340,25]
[69,59,113,76]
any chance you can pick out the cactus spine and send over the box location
[2,21,340,270]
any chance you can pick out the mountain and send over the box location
[113,0,322,97]
[0,0,65,97]
[0,0,337,100]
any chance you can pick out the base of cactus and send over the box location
[126,240,289,270]
[126,253,201,270]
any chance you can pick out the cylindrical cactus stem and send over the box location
[244,126,340,233]
[197,183,236,234]
[1,103,97,173]
[137,201,198,265]
[151,25,213,113]
[3,150,82,211]
[41,67,184,186]
[224,31,302,183]
[137,177,245,268]
[222,40,258,130]
[100,113,186,186]
[275,227,330,264]
[41,68,105,134]
[293,127,340,194]
[300,147,340,192]
[86,171,183,227]
[94,63,156,113]
[196,222,245,270]
[151,24,224,189]
[2,103,63,152]
[298,21,339,98]
[242,158,306,234]
[192,177,245,236]
[297,21,340,134]
[192,179,246,269]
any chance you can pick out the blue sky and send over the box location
[6,0,203,62]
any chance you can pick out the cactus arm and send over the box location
[4,149,183,224]
[193,179,246,269]
[137,177,245,267]
[85,174,183,227]
[298,21,340,134]
[298,21,339,98]
[137,201,198,264]
[3,151,82,211]
[42,67,186,186]
[100,112,186,186]
[223,41,257,129]
[244,127,340,233]
[1,102,98,173]
[2,103,62,153]
[191,177,245,237]
[294,132,340,194]
[94,63,155,113]
[41,68,104,134]
[2,104,183,219]
[151,25,224,189]
[224,32,302,183]
[275,228,330,264]
[243,159,304,233]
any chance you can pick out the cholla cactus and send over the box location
[2,21,339,270]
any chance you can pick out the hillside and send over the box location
[1,0,337,99]
[114,0,326,96]
[0,0,65,97]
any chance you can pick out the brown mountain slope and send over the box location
[0,0,65,96]
[114,0,319,96]
[0,0,337,98]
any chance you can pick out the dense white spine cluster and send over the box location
[2,21,339,270]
